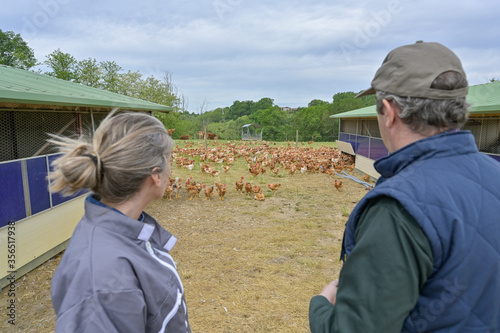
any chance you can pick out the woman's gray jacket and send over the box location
[52,195,190,333]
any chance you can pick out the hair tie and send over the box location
[82,154,105,178]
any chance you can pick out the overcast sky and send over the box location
[2,0,500,112]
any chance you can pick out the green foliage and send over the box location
[75,58,102,87]
[42,48,179,108]
[331,91,376,114]
[101,61,122,92]
[44,49,77,80]
[0,29,37,70]
[155,110,199,139]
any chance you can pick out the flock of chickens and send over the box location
[163,140,365,202]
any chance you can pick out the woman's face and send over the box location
[158,156,171,197]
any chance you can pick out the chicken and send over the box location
[334,179,343,192]
[186,180,202,199]
[244,182,253,197]
[164,185,173,200]
[217,184,227,200]
[363,174,371,183]
[188,186,199,200]
[334,163,344,174]
[272,167,280,176]
[222,165,231,173]
[252,185,261,194]
[249,166,260,177]
[345,164,355,173]
[203,185,214,201]
[172,183,182,198]
[267,183,281,196]
[254,191,265,201]
[235,176,245,194]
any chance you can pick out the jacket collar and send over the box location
[374,130,478,182]
[84,195,177,252]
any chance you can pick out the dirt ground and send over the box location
[1,141,371,332]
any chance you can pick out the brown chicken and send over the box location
[254,191,265,201]
[203,185,214,201]
[187,187,199,200]
[164,185,173,200]
[363,174,371,183]
[252,185,261,194]
[267,183,281,196]
[345,164,355,173]
[334,179,343,192]
[244,182,253,197]
[217,184,227,200]
[235,176,245,194]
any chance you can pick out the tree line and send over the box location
[1,28,376,142]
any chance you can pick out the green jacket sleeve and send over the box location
[309,196,434,333]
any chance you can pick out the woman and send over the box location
[50,111,190,332]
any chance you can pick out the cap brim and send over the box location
[355,87,375,99]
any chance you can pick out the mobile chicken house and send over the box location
[332,81,500,179]
[0,65,171,288]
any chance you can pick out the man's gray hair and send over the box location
[376,71,470,135]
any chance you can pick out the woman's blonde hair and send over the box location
[48,110,173,203]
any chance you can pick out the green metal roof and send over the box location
[332,81,500,119]
[0,65,172,112]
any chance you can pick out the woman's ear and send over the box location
[151,167,161,186]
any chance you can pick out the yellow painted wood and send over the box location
[0,196,85,285]
[336,140,355,155]
[355,155,380,180]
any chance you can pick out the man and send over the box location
[309,41,500,332]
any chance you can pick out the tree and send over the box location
[75,57,101,88]
[44,49,77,81]
[0,29,37,70]
[101,60,122,93]
[308,99,329,107]
[227,100,254,120]
[251,106,289,140]
[331,91,376,114]
[251,97,274,113]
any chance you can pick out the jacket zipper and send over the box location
[145,241,186,332]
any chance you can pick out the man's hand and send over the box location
[319,279,339,305]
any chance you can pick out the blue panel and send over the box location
[0,161,26,228]
[27,157,51,215]
[369,138,389,160]
[487,154,500,163]
[356,136,370,158]
[339,133,349,142]
[348,134,358,153]
[48,154,88,206]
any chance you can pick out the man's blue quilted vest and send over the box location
[341,131,500,332]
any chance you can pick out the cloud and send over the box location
[2,0,499,110]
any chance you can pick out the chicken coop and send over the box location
[241,123,263,140]
[332,81,500,179]
[0,65,171,288]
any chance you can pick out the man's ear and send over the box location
[381,99,397,128]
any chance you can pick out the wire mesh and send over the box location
[0,110,108,162]
[463,117,500,155]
